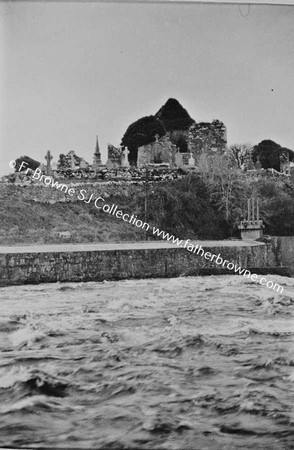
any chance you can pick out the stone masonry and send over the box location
[137,135,177,168]
[0,241,281,287]
[188,120,227,161]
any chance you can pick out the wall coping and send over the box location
[0,240,266,255]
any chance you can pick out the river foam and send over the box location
[0,275,293,449]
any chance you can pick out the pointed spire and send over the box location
[95,135,100,155]
[93,135,102,167]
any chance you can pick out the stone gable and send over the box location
[137,135,177,167]
[188,120,227,161]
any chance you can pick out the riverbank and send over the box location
[0,239,290,287]
[1,172,294,247]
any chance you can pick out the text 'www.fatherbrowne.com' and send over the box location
[16,163,284,294]
[151,228,283,293]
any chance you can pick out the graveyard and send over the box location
[1,98,294,247]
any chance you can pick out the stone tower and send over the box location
[93,135,102,168]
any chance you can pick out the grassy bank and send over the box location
[1,166,294,245]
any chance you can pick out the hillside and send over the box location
[0,178,222,246]
[0,184,145,245]
[1,161,294,246]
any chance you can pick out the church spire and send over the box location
[95,135,100,155]
[93,135,102,167]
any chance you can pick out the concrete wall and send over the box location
[0,242,282,287]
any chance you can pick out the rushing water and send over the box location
[0,275,294,449]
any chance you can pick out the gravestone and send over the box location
[188,152,195,167]
[175,149,183,168]
[80,158,89,169]
[255,155,262,170]
[45,150,53,175]
[69,152,76,170]
[121,147,130,168]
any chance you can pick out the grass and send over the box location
[0,195,146,246]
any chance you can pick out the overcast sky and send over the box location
[1,1,294,176]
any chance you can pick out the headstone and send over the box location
[80,158,88,169]
[175,149,183,168]
[69,152,76,170]
[255,155,262,170]
[45,150,53,175]
[121,147,130,168]
[105,158,114,170]
[188,152,195,167]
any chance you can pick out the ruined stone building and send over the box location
[137,119,227,168]
[188,120,227,159]
[56,137,102,172]
[120,98,227,168]
[49,100,228,173]
[105,144,123,169]
[137,135,178,168]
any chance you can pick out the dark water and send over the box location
[0,275,294,449]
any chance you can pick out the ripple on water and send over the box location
[0,275,294,449]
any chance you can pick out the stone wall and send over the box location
[0,242,283,287]
[106,144,122,169]
[0,182,145,204]
[166,130,189,150]
[136,120,227,168]
[137,135,177,168]
[188,120,227,161]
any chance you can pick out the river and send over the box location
[0,275,294,449]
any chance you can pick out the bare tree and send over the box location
[197,152,252,223]
[227,144,253,169]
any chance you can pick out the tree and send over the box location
[146,174,226,239]
[252,140,294,171]
[154,98,195,131]
[15,155,40,172]
[121,116,165,165]
[227,144,252,169]
[254,178,294,235]
[197,153,252,231]
[121,98,195,164]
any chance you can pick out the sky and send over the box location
[1,1,294,176]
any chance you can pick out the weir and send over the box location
[0,239,291,287]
